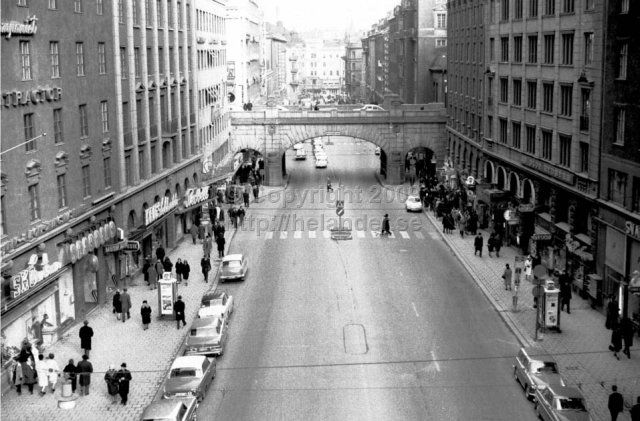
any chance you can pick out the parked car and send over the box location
[140,397,198,421]
[405,195,423,212]
[533,385,592,421]
[513,346,565,400]
[295,148,307,160]
[163,356,216,402]
[198,291,234,321]
[184,316,227,357]
[354,104,385,111]
[314,150,327,160]
[315,157,328,168]
[219,254,248,282]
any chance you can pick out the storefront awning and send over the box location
[531,225,552,241]
[575,233,591,246]
[555,222,571,233]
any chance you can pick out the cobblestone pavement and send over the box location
[382,181,640,421]
[0,185,285,421]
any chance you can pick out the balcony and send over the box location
[580,115,589,132]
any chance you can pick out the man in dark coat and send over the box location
[253,184,259,200]
[182,259,190,285]
[79,320,93,357]
[76,354,93,396]
[174,296,186,329]
[381,214,391,236]
[155,246,165,262]
[189,223,198,244]
[113,290,122,320]
[201,256,211,283]
[243,190,250,207]
[142,257,150,286]
[162,256,173,274]
[116,363,132,405]
[620,316,635,358]
[609,385,624,421]
[62,359,77,394]
[140,300,152,330]
[216,234,226,258]
[560,279,572,314]
[474,233,483,257]
[120,288,132,322]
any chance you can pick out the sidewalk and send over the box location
[0,185,285,421]
[382,181,640,421]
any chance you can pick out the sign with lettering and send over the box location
[11,261,62,298]
[104,241,140,253]
[184,187,209,208]
[2,87,62,107]
[521,156,575,186]
[625,220,640,241]
[145,194,179,225]
[1,16,38,39]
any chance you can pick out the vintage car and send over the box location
[513,346,566,400]
[184,316,227,357]
[140,397,198,421]
[533,385,592,421]
[405,195,423,212]
[219,254,248,282]
[163,356,216,402]
[197,291,234,322]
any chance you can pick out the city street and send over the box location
[197,140,538,420]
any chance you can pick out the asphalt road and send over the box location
[197,140,539,420]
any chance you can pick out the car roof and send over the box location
[522,346,556,361]
[222,254,243,261]
[171,355,207,369]
[190,316,221,328]
[407,195,419,199]
[141,397,197,419]
[201,291,225,302]
[545,385,585,398]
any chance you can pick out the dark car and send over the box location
[184,316,227,357]
[140,397,198,421]
[513,346,565,400]
[163,356,216,402]
[533,385,592,421]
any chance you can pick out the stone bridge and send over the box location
[229,104,447,185]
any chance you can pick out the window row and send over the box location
[490,0,592,23]
[196,48,226,70]
[24,0,106,15]
[119,0,188,30]
[607,169,640,211]
[19,40,107,81]
[196,9,224,34]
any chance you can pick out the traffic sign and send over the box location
[336,200,344,208]
[533,264,548,279]
[336,207,344,217]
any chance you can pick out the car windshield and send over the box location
[223,260,241,268]
[531,361,558,373]
[208,298,223,306]
[410,197,420,202]
[190,328,217,337]
[170,368,198,378]
[558,397,586,411]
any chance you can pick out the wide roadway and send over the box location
[197,139,538,420]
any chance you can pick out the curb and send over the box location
[373,173,533,348]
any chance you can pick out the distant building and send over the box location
[343,42,363,102]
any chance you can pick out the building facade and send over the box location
[343,42,363,102]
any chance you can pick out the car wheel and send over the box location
[525,384,532,400]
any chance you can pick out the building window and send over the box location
[527,80,537,109]
[24,113,36,151]
[104,157,112,188]
[615,108,626,145]
[526,125,536,154]
[541,130,553,160]
[436,39,446,47]
[544,0,555,15]
[18,0,27,5]
[499,118,508,144]
[98,42,107,74]
[618,42,628,79]
[20,41,32,80]
[490,38,495,61]
[82,165,91,197]
[500,78,509,103]
[100,101,109,133]
[96,0,103,15]
[580,88,591,131]
[514,36,523,62]
[528,35,538,63]
[501,0,510,20]
[487,77,494,105]
[501,37,509,62]
[74,0,83,13]
[529,0,539,16]
[151,144,157,173]
[579,142,589,173]
[542,82,554,112]
[157,0,162,27]
[436,13,447,29]
[134,47,141,78]
[561,33,574,65]
[559,84,572,117]
[49,0,57,9]
[515,0,524,18]
[120,47,128,79]
[48,41,60,79]
[632,177,640,212]
[132,0,138,24]
[585,0,594,10]
[543,34,555,64]
[512,122,522,149]
[562,0,574,13]
[487,115,494,139]
[559,134,571,167]
[608,169,627,205]
[79,104,89,137]
[118,0,124,23]
[28,185,40,221]
[584,33,594,65]
[513,79,522,106]
[621,0,629,13]
[57,174,68,209]
[76,42,85,76]
[53,108,63,143]
[168,0,174,28]
[177,1,182,29]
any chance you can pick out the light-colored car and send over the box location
[315,151,327,160]
[163,356,216,402]
[513,346,566,400]
[293,142,305,150]
[405,195,423,212]
[198,291,234,321]
[315,157,328,168]
[354,104,385,111]
[184,316,227,357]
[140,397,198,421]
[375,147,381,155]
[219,254,248,282]
[533,385,591,421]
[295,148,307,160]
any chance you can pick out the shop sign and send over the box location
[104,241,140,253]
[1,15,38,39]
[2,87,62,108]
[145,194,179,225]
[521,156,575,186]
[184,187,209,208]
[630,271,640,294]
[11,261,62,298]
[625,220,640,241]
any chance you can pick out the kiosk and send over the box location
[158,272,178,318]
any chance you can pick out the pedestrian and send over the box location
[524,256,533,282]
[608,385,624,421]
[76,354,93,396]
[182,258,190,286]
[606,296,620,330]
[175,258,183,284]
[201,255,211,283]
[487,233,495,257]
[610,326,623,360]
[137,301,152,331]
[45,353,60,393]
[174,296,186,329]
[327,177,333,192]
[214,221,225,241]
[35,354,48,395]
[253,184,259,200]
[229,207,238,228]
[63,358,77,394]
[18,340,35,364]
[11,357,23,395]
[163,256,173,274]
[216,233,226,258]
[30,314,52,354]
[18,357,37,395]
[120,288,132,322]
[381,214,391,236]
[474,233,483,257]
[79,320,93,357]
[203,234,213,258]
[115,363,132,405]
[502,264,512,291]
[104,364,119,403]
[155,245,165,262]
[189,223,198,245]
[620,316,635,358]
[142,257,150,286]
[560,280,572,314]
[148,261,158,290]
[631,396,640,421]
[238,205,246,226]
[113,289,122,320]
[494,233,502,257]
[243,189,250,207]
[155,256,164,281]
[457,213,466,238]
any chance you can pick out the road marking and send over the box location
[356,230,365,238]
[323,230,331,238]
[415,231,424,240]
[430,351,441,372]
[309,231,316,239]
[411,302,419,317]
[429,232,440,240]
[280,231,288,239]
[371,231,380,237]
[388,232,396,239]
[265,231,273,240]
[294,231,302,239]
[399,231,410,239]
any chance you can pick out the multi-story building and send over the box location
[264,32,287,100]
[225,0,263,107]
[297,38,345,97]
[361,18,389,104]
[343,42,363,102]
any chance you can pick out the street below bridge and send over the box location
[197,139,537,420]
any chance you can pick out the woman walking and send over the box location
[112,289,122,321]
[104,364,119,404]
[175,259,183,284]
[140,301,152,330]
[182,259,190,286]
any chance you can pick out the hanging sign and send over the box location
[11,261,63,298]
[104,241,140,253]
[145,194,179,225]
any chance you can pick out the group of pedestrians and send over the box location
[608,384,640,421]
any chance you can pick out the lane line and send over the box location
[309,231,316,239]
[411,302,419,317]
[431,351,441,372]
[265,231,273,240]
[414,231,424,240]
[280,231,288,240]
[399,231,410,239]
[356,230,365,238]
[323,230,331,238]
[429,232,440,240]
[294,231,302,239]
